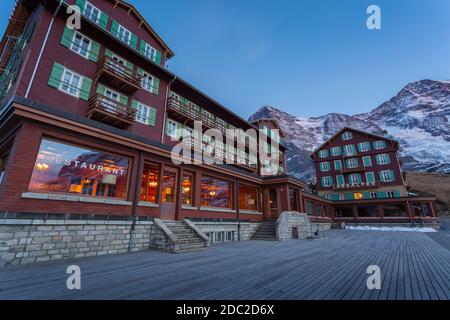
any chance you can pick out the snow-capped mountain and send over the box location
[249,79,450,181]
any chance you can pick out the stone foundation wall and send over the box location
[194,222,260,242]
[0,219,153,268]
[276,212,312,241]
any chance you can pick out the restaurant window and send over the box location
[289,189,299,211]
[0,154,7,185]
[305,201,314,216]
[335,206,354,218]
[181,172,194,206]
[29,139,129,199]
[201,176,232,208]
[239,186,258,211]
[383,204,408,217]
[269,189,278,210]
[357,205,379,218]
[141,163,160,203]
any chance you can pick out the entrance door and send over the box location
[160,168,178,220]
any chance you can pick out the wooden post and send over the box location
[406,200,413,224]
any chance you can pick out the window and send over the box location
[365,172,376,184]
[376,154,391,165]
[84,1,101,23]
[305,201,314,215]
[339,194,345,201]
[322,176,333,187]
[215,232,225,243]
[117,25,132,44]
[383,204,408,217]
[140,163,160,203]
[140,71,155,93]
[344,145,356,156]
[69,32,92,58]
[142,42,157,61]
[162,170,176,204]
[370,192,378,199]
[380,170,395,182]
[373,140,387,150]
[60,69,82,97]
[330,146,342,157]
[346,158,359,169]
[386,191,396,199]
[318,150,329,159]
[320,162,331,172]
[134,101,156,126]
[181,173,194,206]
[29,139,129,199]
[357,205,379,217]
[166,119,179,139]
[358,142,371,152]
[201,176,232,208]
[354,192,363,200]
[226,231,235,242]
[334,160,342,171]
[336,175,345,186]
[363,156,372,167]
[239,186,258,211]
[349,174,361,184]
[269,189,278,210]
[0,154,6,185]
[342,132,353,140]
[289,189,299,211]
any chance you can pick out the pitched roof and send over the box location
[310,127,399,158]
[107,0,174,59]
[249,118,287,138]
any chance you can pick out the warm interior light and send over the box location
[36,163,49,171]
[354,192,363,200]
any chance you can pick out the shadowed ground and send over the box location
[0,230,449,300]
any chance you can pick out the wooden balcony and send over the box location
[95,56,141,94]
[167,98,228,134]
[87,94,136,128]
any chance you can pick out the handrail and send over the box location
[88,93,136,122]
[97,56,141,87]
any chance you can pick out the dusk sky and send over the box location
[1,0,450,119]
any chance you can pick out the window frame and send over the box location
[117,24,132,45]
[135,101,152,125]
[59,68,82,98]
[84,1,101,23]
[70,31,92,59]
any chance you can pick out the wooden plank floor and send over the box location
[0,230,449,300]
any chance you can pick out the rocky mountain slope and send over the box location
[249,79,450,181]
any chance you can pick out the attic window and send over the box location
[342,132,353,141]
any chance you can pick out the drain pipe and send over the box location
[25,0,63,98]
[161,75,177,143]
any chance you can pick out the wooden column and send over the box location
[406,200,413,223]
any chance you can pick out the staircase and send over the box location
[251,221,277,241]
[163,220,210,253]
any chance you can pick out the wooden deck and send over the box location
[0,230,449,300]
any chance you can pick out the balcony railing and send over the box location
[167,97,228,134]
[340,166,366,174]
[95,56,141,93]
[333,181,380,191]
[87,94,136,128]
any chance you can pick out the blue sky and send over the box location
[1,0,450,119]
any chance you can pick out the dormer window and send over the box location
[342,132,353,141]
[318,150,329,159]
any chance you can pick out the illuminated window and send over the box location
[140,163,160,203]
[354,192,363,200]
[29,139,129,199]
[181,172,194,206]
[269,189,278,210]
[239,186,258,211]
[201,176,232,208]
[162,171,176,203]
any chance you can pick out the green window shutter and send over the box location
[362,192,371,200]
[377,191,386,199]
[89,41,100,62]
[48,62,65,88]
[104,49,113,58]
[148,107,157,127]
[375,155,380,165]
[389,170,395,182]
[60,26,74,48]
[332,194,340,201]
[120,94,128,106]
[110,20,119,37]
[321,177,326,187]
[75,0,86,12]
[334,160,342,170]
[386,155,391,165]
[137,67,144,76]
[363,156,372,167]
[139,39,147,55]
[79,76,92,101]
[356,174,362,183]
[96,83,106,95]
[131,100,138,110]
[152,78,160,95]
[345,193,354,200]
[394,190,401,198]
[337,175,344,185]
[98,12,109,29]
[130,33,138,49]
[366,172,375,184]
[155,50,162,64]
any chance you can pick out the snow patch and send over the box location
[346,226,437,233]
